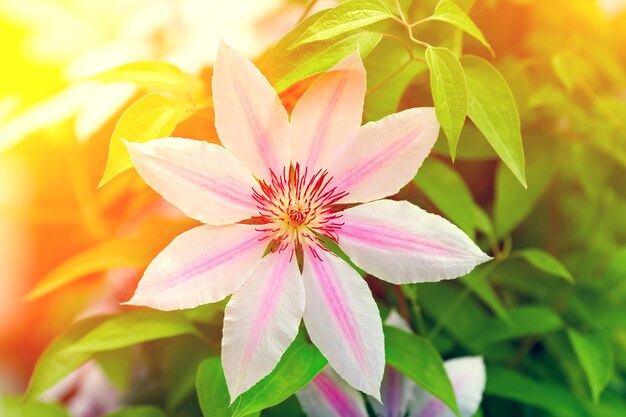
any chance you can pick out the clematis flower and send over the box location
[296,311,486,417]
[124,42,491,401]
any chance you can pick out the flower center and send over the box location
[251,164,347,261]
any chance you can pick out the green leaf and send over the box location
[364,37,425,121]
[567,329,614,403]
[25,316,107,402]
[492,137,558,237]
[431,0,493,54]
[514,248,574,283]
[196,358,239,417]
[471,305,562,344]
[99,93,186,187]
[1,396,70,417]
[196,336,326,417]
[269,31,381,93]
[426,46,467,159]
[485,367,590,417]
[94,348,134,389]
[413,158,476,236]
[290,0,392,48]
[103,406,167,417]
[25,238,162,301]
[91,62,186,93]
[460,263,509,321]
[385,326,460,416]
[429,0,494,54]
[461,56,526,187]
[64,310,199,353]
[231,336,327,416]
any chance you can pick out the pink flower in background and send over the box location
[125,42,490,400]
[42,361,120,417]
[296,311,486,417]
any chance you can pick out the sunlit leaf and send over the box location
[431,0,493,54]
[462,56,526,187]
[426,46,467,160]
[514,248,574,283]
[1,396,70,417]
[63,310,199,354]
[267,31,382,93]
[290,0,392,48]
[99,93,186,187]
[567,329,614,403]
[25,238,163,301]
[385,326,460,416]
[25,316,108,402]
[413,158,476,236]
[364,37,425,121]
[91,62,186,94]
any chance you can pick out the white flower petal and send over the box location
[332,108,440,203]
[127,224,265,310]
[222,250,304,401]
[302,249,384,399]
[410,357,486,417]
[297,368,368,417]
[213,41,290,179]
[338,200,491,284]
[126,137,259,225]
[290,52,366,173]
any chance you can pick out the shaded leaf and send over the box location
[461,262,509,321]
[196,358,239,417]
[462,56,526,187]
[64,310,199,354]
[290,0,392,47]
[99,93,186,187]
[413,158,476,236]
[471,305,562,344]
[567,329,614,403]
[426,46,467,159]
[485,367,590,417]
[385,326,460,416]
[515,248,574,283]
[103,406,167,417]
[493,137,558,237]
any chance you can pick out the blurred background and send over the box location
[1,0,625,415]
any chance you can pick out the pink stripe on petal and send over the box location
[222,251,304,401]
[338,200,491,285]
[163,235,262,290]
[334,126,422,193]
[313,372,367,417]
[128,224,265,311]
[304,74,350,170]
[302,250,384,399]
[213,42,290,179]
[339,221,458,257]
[126,137,259,225]
[310,255,367,371]
[239,254,290,365]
